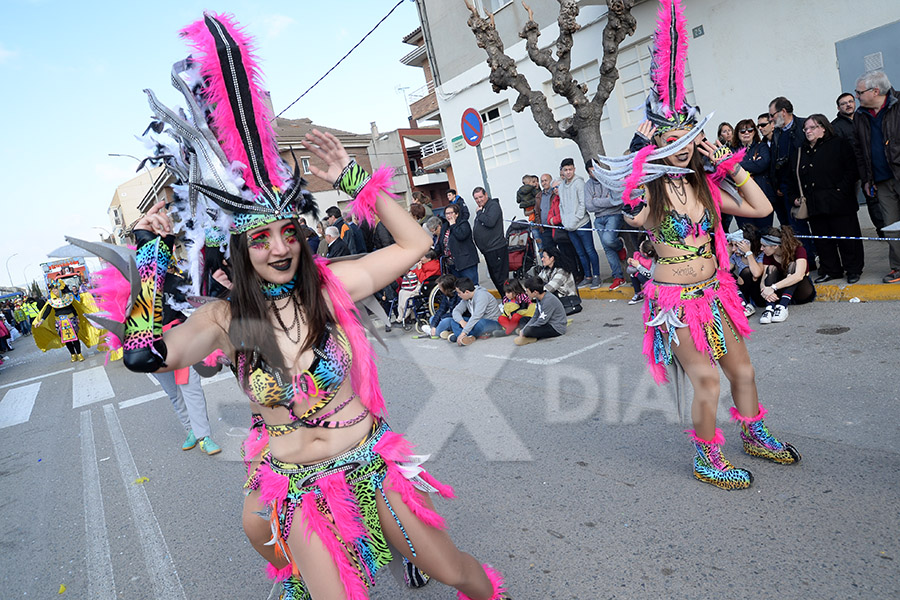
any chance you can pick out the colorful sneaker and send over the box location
[730,406,801,464]
[403,556,430,588]
[688,429,752,490]
[759,306,774,324]
[182,430,197,451]
[198,436,221,455]
[882,269,900,283]
[608,277,626,290]
[771,305,788,323]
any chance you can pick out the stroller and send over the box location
[505,220,540,279]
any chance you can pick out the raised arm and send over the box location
[697,139,773,219]
[303,130,431,302]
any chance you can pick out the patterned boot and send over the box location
[266,563,310,600]
[688,429,753,490]
[730,405,801,464]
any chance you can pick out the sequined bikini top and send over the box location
[648,208,714,265]
[233,322,368,432]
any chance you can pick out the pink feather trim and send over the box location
[265,562,293,582]
[180,13,285,195]
[375,431,447,529]
[457,564,508,600]
[418,471,456,499]
[242,427,268,468]
[299,492,370,600]
[652,0,689,117]
[710,148,746,185]
[374,431,455,498]
[349,166,397,227]
[315,258,387,418]
[622,145,655,207]
[729,404,767,424]
[90,264,131,351]
[202,349,227,367]
[257,463,289,512]
[317,473,369,555]
[686,428,725,445]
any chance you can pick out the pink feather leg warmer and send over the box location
[729,404,767,423]
[457,564,508,600]
[686,428,725,445]
[348,166,397,227]
[265,562,293,582]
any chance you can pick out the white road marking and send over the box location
[0,383,42,429]
[103,404,186,600]
[147,373,160,385]
[483,334,625,365]
[73,367,115,409]
[0,367,74,390]
[118,370,233,410]
[80,410,116,600]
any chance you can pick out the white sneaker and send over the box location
[743,302,756,317]
[421,325,432,336]
[771,305,788,323]
[759,307,774,325]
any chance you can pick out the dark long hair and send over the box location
[765,225,801,265]
[645,147,718,229]
[228,217,330,378]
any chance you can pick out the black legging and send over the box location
[736,267,765,307]
[65,340,82,356]
[522,322,562,340]
[764,268,816,306]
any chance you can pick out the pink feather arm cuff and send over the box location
[348,166,397,227]
[622,145,655,208]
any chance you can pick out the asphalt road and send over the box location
[0,298,897,599]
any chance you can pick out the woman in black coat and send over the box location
[790,114,864,284]
[734,118,776,230]
[443,204,480,284]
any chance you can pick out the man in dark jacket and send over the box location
[852,71,900,283]
[472,187,508,292]
[445,189,471,222]
[444,204,479,284]
[325,206,357,254]
[324,226,351,258]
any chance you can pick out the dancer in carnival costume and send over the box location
[72,13,509,600]
[33,283,101,361]
[590,0,800,490]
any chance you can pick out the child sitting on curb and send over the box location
[514,276,568,346]
[497,279,535,336]
[626,239,655,305]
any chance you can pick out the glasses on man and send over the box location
[738,128,755,134]
[855,87,873,97]
[757,122,770,128]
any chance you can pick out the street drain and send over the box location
[816,326,850,335]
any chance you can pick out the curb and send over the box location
[489,283,900,302]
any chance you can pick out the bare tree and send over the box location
[465,0,636,161]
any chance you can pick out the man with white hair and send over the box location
[852,70,900,283]
[324,225,350,258]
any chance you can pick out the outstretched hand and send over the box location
[637,120,657,140]
[134,201,173,236]
[302,129,351,186]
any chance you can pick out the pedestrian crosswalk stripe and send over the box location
[73,367,115,409]
[0,382,42,429]
[0,367,74,390]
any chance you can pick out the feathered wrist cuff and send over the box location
[123,231,174,372]
[345,165,398,227]
[333,159,371,198]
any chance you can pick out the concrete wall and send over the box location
[430,0,900,223]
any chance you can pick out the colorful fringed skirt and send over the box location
[641,270,751,383]
[246,419,454,600]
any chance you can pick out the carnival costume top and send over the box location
[588,0,751,384]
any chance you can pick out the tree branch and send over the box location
[592,0,637,109]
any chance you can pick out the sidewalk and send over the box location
[484,206,900,302]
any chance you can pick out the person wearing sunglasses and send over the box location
[733,118,775,231]
[851,70,900,283]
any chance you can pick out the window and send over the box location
[483,0,512,12]
[542,60,611,134]
[301,157,311,175]
[616,37,696,126]
[479,102,519,169]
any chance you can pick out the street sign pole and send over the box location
[460,107,492,198]
[475,144,491,199]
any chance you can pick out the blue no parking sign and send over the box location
[461,108,483,146]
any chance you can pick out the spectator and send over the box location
[533,173,556,251]
[411,190,434,222]
[497,279,535,336]
[769,96,816,264]
[472,187,509,292]
[427,274,460,339]
[734,118,776,231]
[373,218,395,250]
[716,122,735,149]
[758,226,817,324]
[833,92,885,237]
[792,114,864,284]
[323,225,350,258]
[443,204,480,284]
[536,246,581,314]
[558,157,603,288]
[324,206,357,254]
[514,276,568,346]
[424,215,446,253]
[346,212,366,254]
[409,202,427,224]
[852,70,900,283]
[297,216,320,255]
[626,238,655,305]
[395,258,424,325]
[445,188,470,222]
[315,221,328,257]
[758,113,775,149]
[728,226,765,313]
[516,175,540,221]
[446,277,502,345]
[585,159,626,290]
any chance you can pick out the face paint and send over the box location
[249,231,270,250]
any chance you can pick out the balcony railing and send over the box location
[419,137,447,158]
[408,80,435,104]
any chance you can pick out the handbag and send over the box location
[791,152,809,220]
[559,294,582,315]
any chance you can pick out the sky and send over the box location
[0,0,425,290]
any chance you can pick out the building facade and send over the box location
[414,0,900,222]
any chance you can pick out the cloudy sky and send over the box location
[0,0,424,288]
